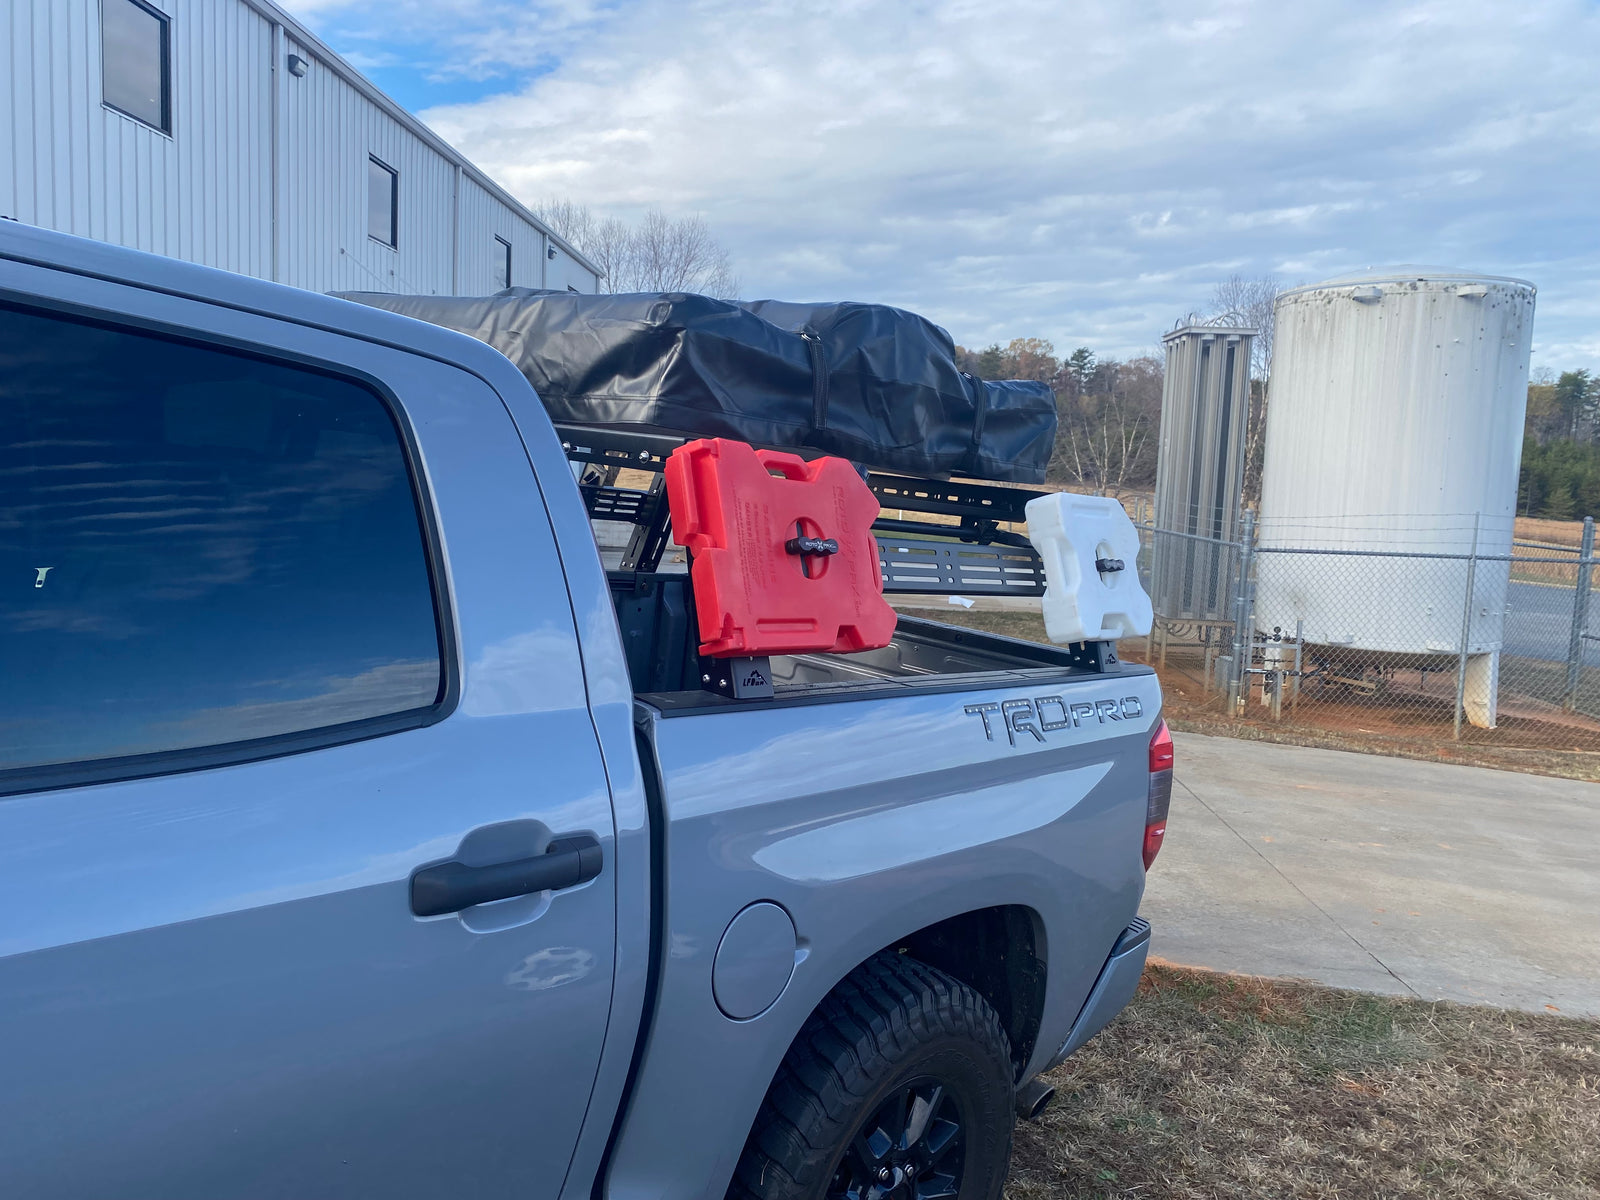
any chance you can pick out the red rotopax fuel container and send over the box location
[664,438,897,658]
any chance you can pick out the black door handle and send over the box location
[411,836,603,917]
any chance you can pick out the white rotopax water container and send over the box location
[1025,493,1153,643]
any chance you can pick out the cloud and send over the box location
[291,0,621,84]
[302,0,1600,369]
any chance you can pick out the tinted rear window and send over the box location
[0,304,443,775]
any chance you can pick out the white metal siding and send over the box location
[1255,271,1536,654]
[456,174,549,294]
[2,0,598,296]
[279,37,454,295]
[3,0,273,278]
[546,244,597,293]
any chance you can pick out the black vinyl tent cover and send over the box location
[336,289,1058,484]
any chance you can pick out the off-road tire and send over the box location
[727,952,1014,1200]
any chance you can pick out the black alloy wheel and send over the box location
[828,1075,965,1199]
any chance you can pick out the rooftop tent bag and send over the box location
[336,289,1058,484]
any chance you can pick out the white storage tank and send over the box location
[1254,268,1535,724]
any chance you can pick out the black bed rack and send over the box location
[557,424,1051,597]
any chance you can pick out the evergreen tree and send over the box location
[1519,436,1600,519]
[1553,370,1597,442]
[1545,478,1578,520]
[1065,347,1096,393]
[974,344,1005,380]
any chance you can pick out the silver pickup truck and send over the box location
[0,222,1168,1200]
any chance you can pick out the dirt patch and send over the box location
[1006,963,1600,1200]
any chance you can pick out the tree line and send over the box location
[954,339,1163,494]
[1519,369,1600,520]
[954,276,1277,497]
[963,283,1598,525]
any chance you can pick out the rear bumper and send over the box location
[1047,917,1151,1066]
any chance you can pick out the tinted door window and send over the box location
[0,305,443,777]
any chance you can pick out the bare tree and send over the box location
[1054,390,1151,496]
[1049,355,1162,495]
[533,201,739,299]
[1209,274,1279,379]
[531,198,593,247]
[616,211,739,297]
[1209,274,1282,500]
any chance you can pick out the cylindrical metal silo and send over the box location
[1254,268,1535,722]
[1151,323,1255,620]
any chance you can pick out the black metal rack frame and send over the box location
[556,424,1053,598]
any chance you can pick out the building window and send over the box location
[0,302,444,780]
[368,156,398,248]
[493,237,512,290]
[101,0,171,133]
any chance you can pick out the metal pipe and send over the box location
[1134,522,1243,547]
[1015,1078,1057,1121]
[1291,619,1303,719]
[1564,516,1595,710]
[1135,522,1568,565]
[269,23,284,283]
[451,163,462,295]
[1453,514,1481,740]
[1251,545,1572,565]
[1227,510,1255,714]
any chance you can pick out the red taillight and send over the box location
[1142,822,1167,870]
[1144,719,1173,871]
[1149,719,1174,773]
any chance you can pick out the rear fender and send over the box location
[602,673,1159,1200]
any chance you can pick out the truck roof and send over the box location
[0,220,533,403]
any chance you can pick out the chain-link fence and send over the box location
[1130,515,1600,756]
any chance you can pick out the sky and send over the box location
[293,0,1600,372]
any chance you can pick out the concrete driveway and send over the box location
[1142,732,1600,1017]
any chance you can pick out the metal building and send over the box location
[0,0,600,296]
[1150,321,1256,621]
[1254,268,1536,726]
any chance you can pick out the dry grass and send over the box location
[1007,964,1600,1200]
[1515,516,1590,548]
[1510,517,1595,587]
